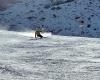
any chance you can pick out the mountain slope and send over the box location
[0,0,100,37]
[0,30,100,80]
[0,0,22,11]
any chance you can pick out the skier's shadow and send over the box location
[29,37,43,40]
[30,37,48,41]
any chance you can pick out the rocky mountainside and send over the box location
[0,0,100,37]
[0,0,22,11]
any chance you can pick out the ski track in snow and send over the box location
[0,30,100,80]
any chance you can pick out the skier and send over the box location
[35,27,43,38]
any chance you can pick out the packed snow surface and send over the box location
[0,30,100,80]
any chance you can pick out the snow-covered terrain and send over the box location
[0,30,100,80]
[0,0,100,37]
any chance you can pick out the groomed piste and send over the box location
[0,30,100,80]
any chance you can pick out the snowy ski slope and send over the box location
[0,30,100,80]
